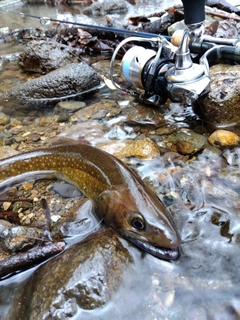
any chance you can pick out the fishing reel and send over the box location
[107,0,240,107]
[109,29,211,106]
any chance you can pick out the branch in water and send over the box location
[0,241,65,278]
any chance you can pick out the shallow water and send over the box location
[0,1,240,320]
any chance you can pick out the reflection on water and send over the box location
[0,1,240,319]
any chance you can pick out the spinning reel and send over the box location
[108,0,240,106]
[109,29,210,106]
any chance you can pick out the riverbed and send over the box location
[0,1,240,319]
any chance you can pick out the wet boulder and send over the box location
[83,0,129,16]
[6,228,132,320]
[194,64,240,127]
[3,62,101,107]
[18,40,80,73]
[208,129,240,148]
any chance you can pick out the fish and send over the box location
[0,143,181,260]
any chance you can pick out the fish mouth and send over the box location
[127,237,180,261]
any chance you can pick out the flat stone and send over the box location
[72,99,121,122]
[97,137,160,160]
[55,101,86,113]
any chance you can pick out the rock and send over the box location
[83,0,129,16]
[155,126,176,135]
[71,99,121,122]
[0,225,50,252]
[208,130,240,148]
[7,228,132,319]
[56,113,70,123]
[18,40,80,73]
[0,146,19,159]
[168,130,208,155]
[195,64,240,127]
[52,181,82,198]
[3,62,101,107]
[138,12,174,35]
[97,137,160,159]
[0,112,10,125]
[22,181,34,191]
[54,100,86,113]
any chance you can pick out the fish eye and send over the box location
[130,213,145,230]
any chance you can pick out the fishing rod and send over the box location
[1,8,239,54]
[0,8,171,41]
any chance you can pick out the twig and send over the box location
[0,241,65,278]
[205,8,240,22]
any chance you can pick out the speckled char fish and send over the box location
[0,143,181,260]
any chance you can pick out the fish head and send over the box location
[97,186,181,261]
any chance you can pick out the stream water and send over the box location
[0,1,240,320]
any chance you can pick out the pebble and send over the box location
[57,113,70,123]
[3,202,11,211]
[208,130,240,148]
[9,119,23,127]
[8,126,24,135]
[0,112,10,125]
[39,117,54,127]
[51,214,61,222]
[155,126,176,135]
[22,182,34,191]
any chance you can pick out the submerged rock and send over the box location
[54,100,86,113]
[2,62,101,107]
[6,228,132,319]
[71,99,121,122]
[0,225,50,252]
[195,64,240,127]
[97,138,161,160]
[0,112,10,125]
[167,130,208,155]
[18,40,80,73]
